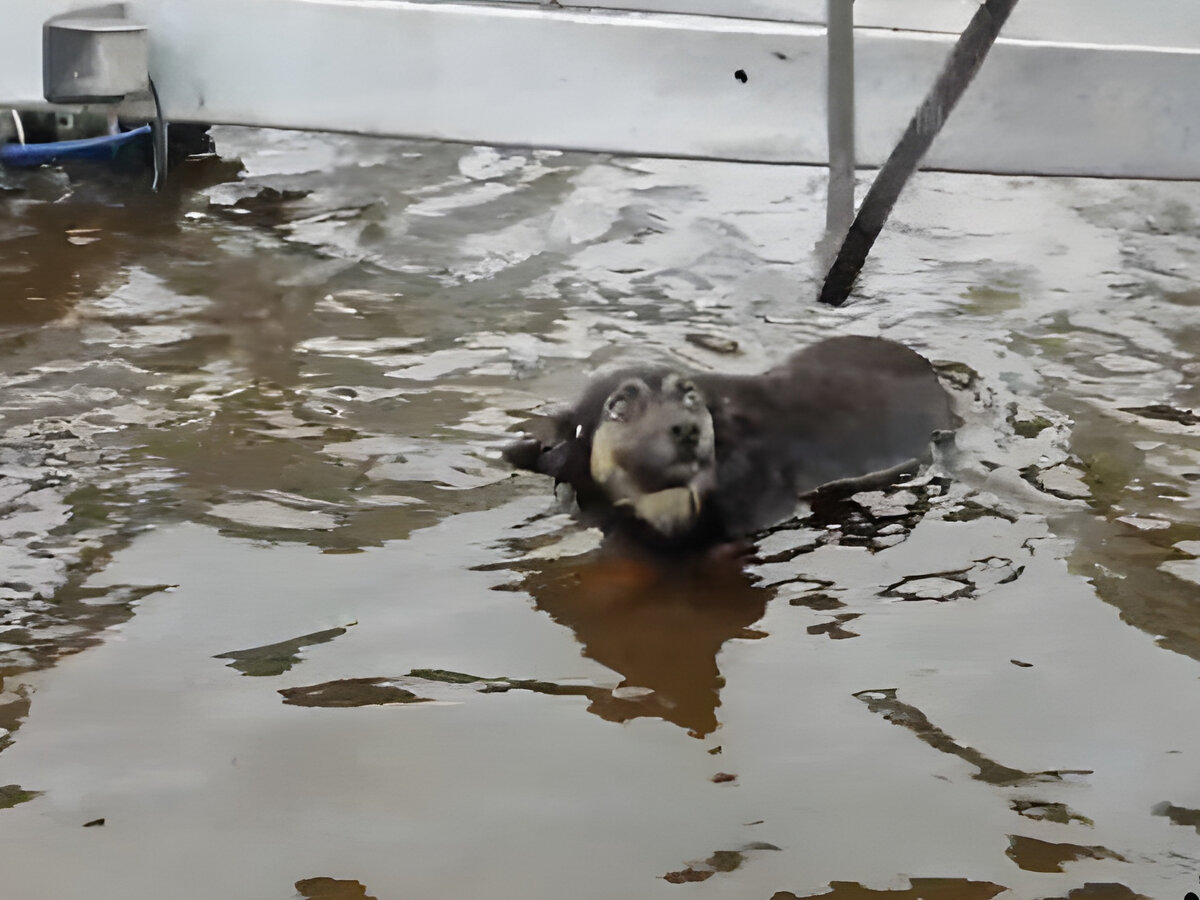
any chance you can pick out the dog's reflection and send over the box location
[507,548,771,738]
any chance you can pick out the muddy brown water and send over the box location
[1,128,1199,899]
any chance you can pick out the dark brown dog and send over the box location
[504,335,956,552]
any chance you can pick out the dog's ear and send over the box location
[534,441,575,479]
[501,436,547,472]
[501,436,580,481]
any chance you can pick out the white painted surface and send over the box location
[441,0,1200,49]
[3,0,1200,178]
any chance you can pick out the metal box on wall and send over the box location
[43,16,149,104]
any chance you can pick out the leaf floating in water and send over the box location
[294,876,379,899]
[215,627,349,677]
[82,817,105,827]
[279,678,432,708]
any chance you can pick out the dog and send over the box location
[504,335,957,552]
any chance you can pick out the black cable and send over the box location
[148,76,168,191]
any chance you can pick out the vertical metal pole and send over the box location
[823,0,856,259]
[819,0,1020,306]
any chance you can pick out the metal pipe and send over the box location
[819,0,1020,306]
[822,0,856,262]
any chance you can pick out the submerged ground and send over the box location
[1,128,1198,899]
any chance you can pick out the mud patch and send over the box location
[854,689,1090,786]
[278,678,432,708]
[214,626,349,676]
[1005,835,1126,873]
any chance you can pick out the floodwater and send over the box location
[1,127,1199,900]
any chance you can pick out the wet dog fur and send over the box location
[504,335,957,553]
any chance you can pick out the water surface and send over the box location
[1,128,1199,899]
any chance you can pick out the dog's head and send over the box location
[587,373,717,537]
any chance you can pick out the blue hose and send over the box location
[0,124,152,168]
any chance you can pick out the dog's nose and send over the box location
[671,422,700,446]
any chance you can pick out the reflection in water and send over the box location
[771,880,1007,900]
[503,549,770,737]
[0,157,241,329]
[2,128,1200,898]
[1005,834,1126,873]
[294,877,378,900]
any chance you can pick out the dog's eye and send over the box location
[605,379,648,420]
[606,397,629,421]
[619,382,644,400]
[681,390,701,411]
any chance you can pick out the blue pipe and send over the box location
[0,124,152,168]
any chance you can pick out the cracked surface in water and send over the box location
[1,129,1199,899]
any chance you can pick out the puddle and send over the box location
[1,127,1199,899]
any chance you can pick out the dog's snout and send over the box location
[671,421,700,446]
